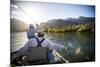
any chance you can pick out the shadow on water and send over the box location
[45,32,95,63]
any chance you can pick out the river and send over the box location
[11,32,95,63]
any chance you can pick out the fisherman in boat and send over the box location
[11,31,67,65]
[27,24,37,39]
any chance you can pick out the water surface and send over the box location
[11,32,95,63]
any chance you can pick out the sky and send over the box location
[11,1,95,25]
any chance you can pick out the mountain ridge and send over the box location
[10,18,28,32]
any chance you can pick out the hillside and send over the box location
[39,17,95,32]
[10,18,28,32]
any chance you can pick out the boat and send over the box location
[11,49,69,66]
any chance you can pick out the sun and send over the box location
[23,6,42,25]
[11,2,45,26]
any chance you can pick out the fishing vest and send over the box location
[25,37,49,65]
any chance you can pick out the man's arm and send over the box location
[47,39,67,50]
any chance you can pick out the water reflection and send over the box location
[11,32,28,52]
[45,32,95,62]
[75,47,81,55]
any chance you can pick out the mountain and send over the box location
[76,17,95,23]
[40,17,95,27]
[10,18,28,32]
[39,17,95,32]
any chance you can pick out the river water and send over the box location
[11,32,95,63]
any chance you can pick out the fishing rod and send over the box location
[11,1,38,25]
[55,51,69,63]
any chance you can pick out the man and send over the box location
[27,24,37,39]
[19,31,67,54]
[12,31,67,65]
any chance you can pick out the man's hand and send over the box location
[64,46,68,50]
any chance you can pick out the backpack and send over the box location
[24,37,49,65]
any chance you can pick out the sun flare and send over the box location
[23,6,43,25]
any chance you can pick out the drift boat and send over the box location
[11,49,69,66]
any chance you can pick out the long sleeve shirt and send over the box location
[27,28,37,39]
[16,37,65,56]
